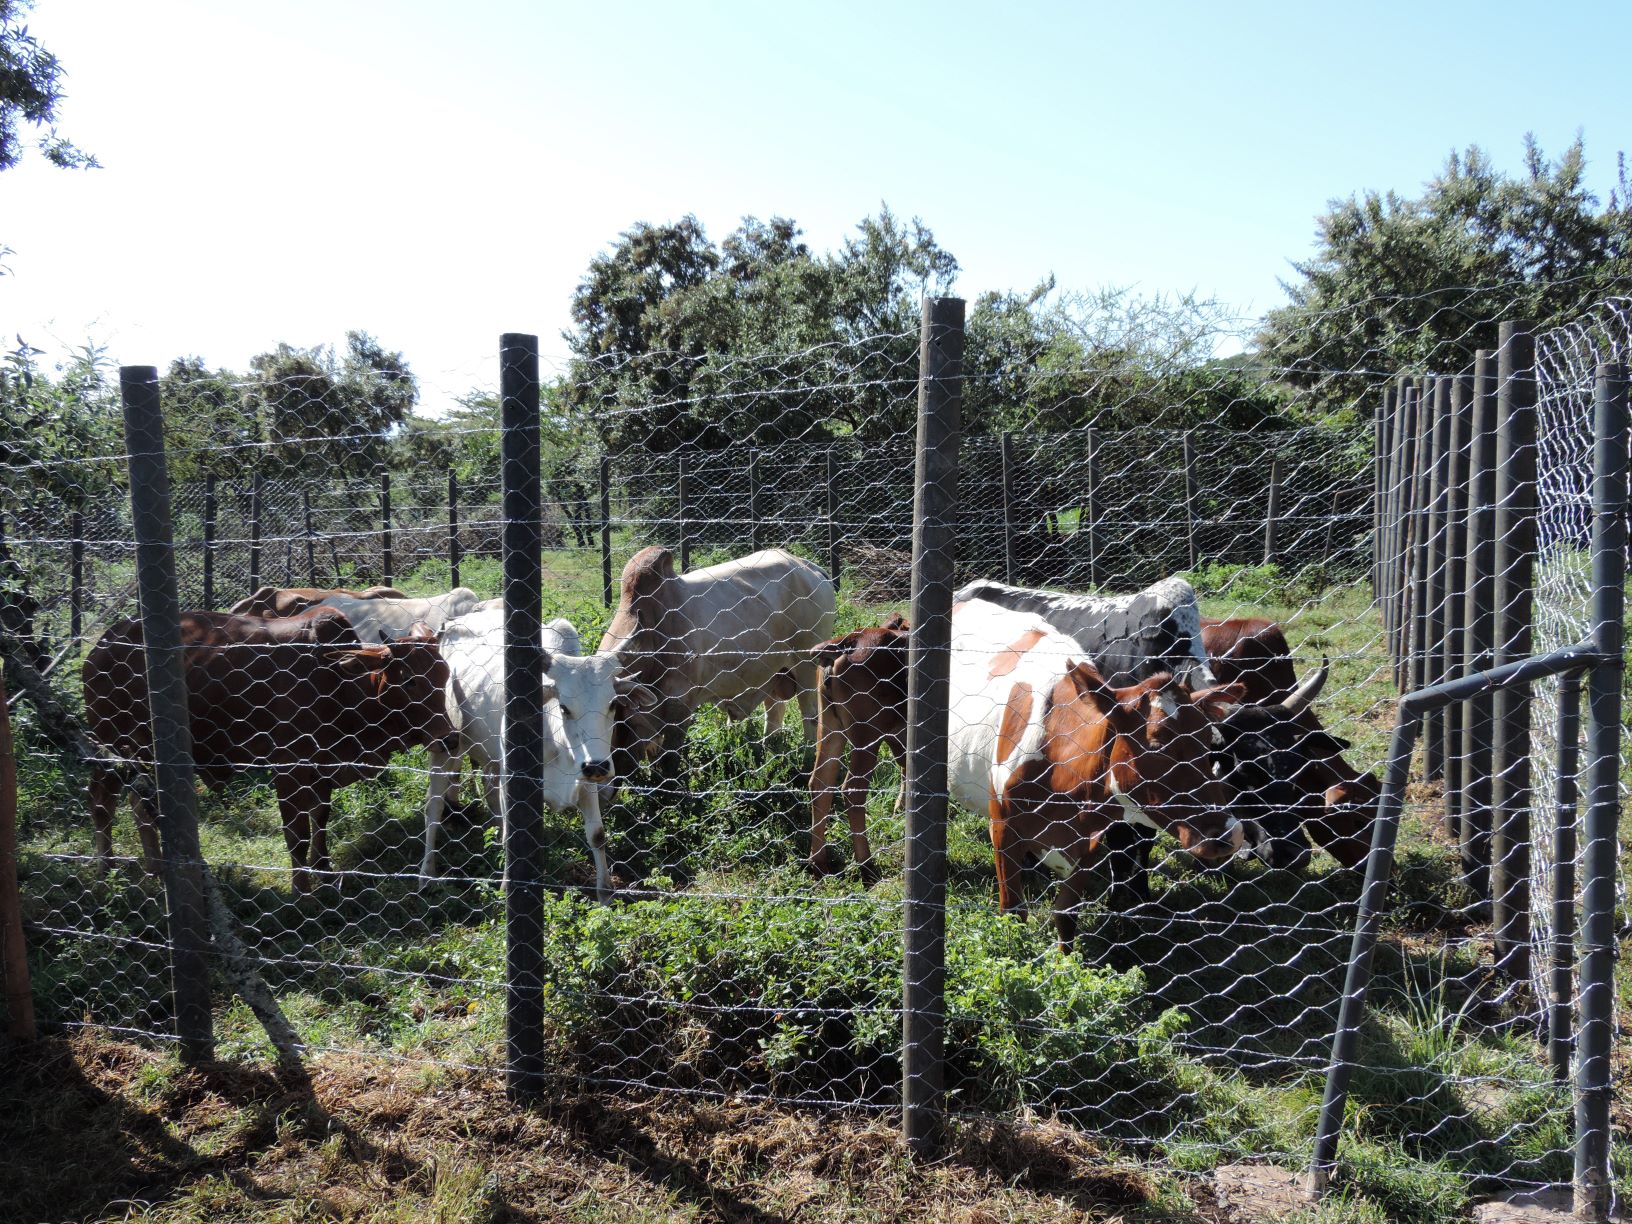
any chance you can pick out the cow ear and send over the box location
[401,620,437,644]
[614,675,660,709]
[540,675,560,703]
[810,641,845,668]
[331,644,392,675]
[1191,681,1249,719]
[883,613,910,631]
[1065,660,1115,709]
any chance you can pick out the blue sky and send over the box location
[4,0,1627,412]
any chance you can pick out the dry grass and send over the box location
[0,1034,1217,1223]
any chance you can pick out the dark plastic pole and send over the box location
[1441,374,1471,838]
[749,449,763,555]
[500,333,547,1102]
[1000,432,1015,584]
[248,476,262,593]
[302,489,317,586]
[1263,456,1282,566]
[202,475,216,610]
[1409,378,1434,705]
[1460,352,1498,899]
[678,455,691,573]
[903,297,962,1161]
[1391,382,1420,686]
[598,456,612,608]
[1421,377,1447,779]
[70,512,84,644]
[1085,427,1100,587]
[1574,362,1627,1220]
[1182,432,1198,569]
[1548,670,1580,1083]
[380,471,393,586]
[448,470,461,590]
[827,445,840,591]
[119,366,214,1064]
[1490,322,1536,981]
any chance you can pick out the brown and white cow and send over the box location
[598,547,836,768]
[227,586,407,617]
[949,598,1246,950]
[84,606,455,893]
[1203,617,1378,868]
[807,614,910,881]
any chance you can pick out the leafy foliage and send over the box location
[0,0,96,174]
[1258,136,1632,419]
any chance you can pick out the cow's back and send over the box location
[1201,617,1299,704]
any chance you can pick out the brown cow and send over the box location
[1202,617,1378,867]
[806,614,909,882]
[227,586,407,617]
[84,606,454,893]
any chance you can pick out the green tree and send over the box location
[1258,136,1632,420]
[160,356,254,483]
[0,0,95,173]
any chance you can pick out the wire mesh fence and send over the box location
[1,295,1628,1218]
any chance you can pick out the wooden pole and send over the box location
[1263,455,1282,566]
[0,672,35,1041]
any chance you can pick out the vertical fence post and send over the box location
[1085,426,1100,588]
[1182,431,1198,570]
[1490,321,1536,980]
[1262,456,1282,566]
[118,366,214,1064]
[748,449,763,555]
[70,512,84,645]
[999,432,1015,583]
[1548,671,1580,1083]
[1441,374,1471,838]
[677,455,691,573]
[1390,381,1419,686]
[1409,378,1434,708]
[1574,361,1627,1220]
[1373,387,1391,602]
[248,476,262,593]
[499,334,546,1102]
[0,671,35,1041]
[827,445,841,591]
[202,475,217,610]
[598,457,612,608]
[380,471,393,586]
[448,470,462,590]
[1422,377,1450,780]
[302,489,317,586]
[1460,351,1498,899]
[903,296,962,1161]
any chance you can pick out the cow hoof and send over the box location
[808,849,837,877]
[857,860,881,888]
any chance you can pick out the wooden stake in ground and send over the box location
[0,670,37,1041]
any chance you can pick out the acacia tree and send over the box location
[1258,136,1632,419]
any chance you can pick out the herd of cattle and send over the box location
[80,545,1380,948]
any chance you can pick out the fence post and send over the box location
[448,470,462,590]
[1460,351,1498,899]
[380,471,393,585]
[1390,380,1419,685]
[903,296,962,1161]
[302,489,317,586]
[827,445,841,590]
[1574,361,1627,1220]
[0,671,34,1041]
[1085,427,1100,588]
[248,476,262,593]
[678,455,691,573]
[1373,387,1391,602]
[1262,456,1282,566]
[1182,431,1198,570]
[748,449,763,555]
[1409,378,1435,709]
[499,333,547,1102]
[202,475,216,610]
[999,432,1015,583]
[1490,321,1536,981]
[1441,374,1472,838]
[70,511,84,645]
[1422,377,1450,780]
[118,366,214,1064]
[597,457,612,608]
[1548,671,1580,1083]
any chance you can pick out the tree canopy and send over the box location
[1257,136,1632,419]
[0,0,95,174]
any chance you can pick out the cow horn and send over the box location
[1277,657,1329,717]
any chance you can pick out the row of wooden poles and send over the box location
[1371,321,1538,979]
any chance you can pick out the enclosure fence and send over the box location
[2,293,1629,1219]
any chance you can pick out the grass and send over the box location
[8,548,1631,1222]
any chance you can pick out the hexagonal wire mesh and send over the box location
[0,295,1625,1209]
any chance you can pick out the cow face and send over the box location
[541,653,658,800]
[1209,702,1314,870]
[334,623,456,751]
[1100,673,1245,865]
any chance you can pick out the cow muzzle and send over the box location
[580,758,613,783]
[1180,814,1245,866]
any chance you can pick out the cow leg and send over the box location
[1101,821,1153,913]
[308,784,335,889]
[845,744,878,885]
[1053,861,1092,954]
[128,779,163,876]
[989,799,1028,920]
[793,658,821,747]
[89,768,119,874]
[807,697,848,876]
[578,784,611,903]
[275,772,313,895]
[420,744,459,886]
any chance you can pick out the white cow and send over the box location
[597,546,837,761]
[317,587,483,642]
[420,605,657,898]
